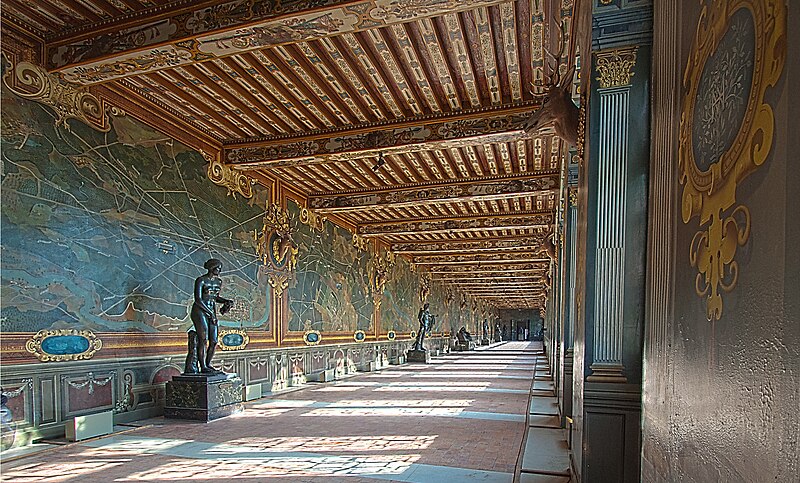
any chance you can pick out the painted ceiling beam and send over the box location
[426,263,548,273]
[49,0,509,85]
[360,212,554,236]
[389,235,546,253]
[411,252,547,265]
[308,175,559,213]
[225,105,538,169]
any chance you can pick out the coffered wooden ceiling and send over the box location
[2,0,584,310]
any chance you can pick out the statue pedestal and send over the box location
[165,373,243,421]
[406,349,431,363]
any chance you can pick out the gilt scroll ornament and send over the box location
[205,154,255,199]
[2,59,121,132]
[679,0,785,321]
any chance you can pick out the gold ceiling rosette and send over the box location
[679,0,785,321]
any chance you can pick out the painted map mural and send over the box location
[428,281,459,334]
[0,90,271,334]
[379,256,420,333]
[287,199,373,333]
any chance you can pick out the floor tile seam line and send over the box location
[519,468,572,477]
[513,359,539,483]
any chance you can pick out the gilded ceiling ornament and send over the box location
[205,153,255,199]
[299,207,327,232]
[679,0,785,321]
[25,329,102,362]
[2,60,121,132]
[594,47,638,89]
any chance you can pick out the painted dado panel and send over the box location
[0,89,271,336]
[643,1,798,482]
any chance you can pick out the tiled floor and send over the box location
[1,342,570,482]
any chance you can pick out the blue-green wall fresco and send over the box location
[287,199,373,333]
[0,90,271,334]
[379,256,419,333]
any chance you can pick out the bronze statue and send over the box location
[413,303,434,351]
[457,326,473,344]
[185,259,233,375]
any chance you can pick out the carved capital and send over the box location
[595,47,638,89]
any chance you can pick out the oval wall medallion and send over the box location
[26,329,102,362]
[219,329,249,351]
[304,330,321,346]
[410,330,417,339]
[387,330,396,341]
[353,330,366,342]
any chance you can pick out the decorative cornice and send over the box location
[595,47,638,89]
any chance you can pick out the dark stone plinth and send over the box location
[407,349,431,363]
[456,341,476,351]
[165,373,243,421]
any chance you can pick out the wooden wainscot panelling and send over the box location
[247,356,270,384]
[61,371,116,418]
[1,378,34,430]
[311,350,327,374]
[38,376,58,425]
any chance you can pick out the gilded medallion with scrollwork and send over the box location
[679,0,785,321]
[25,329,102,362]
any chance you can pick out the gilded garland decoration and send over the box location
[679,0,785,321]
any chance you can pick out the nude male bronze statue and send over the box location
[184,258,233,374]
[413,303,434,351]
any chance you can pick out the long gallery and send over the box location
[0,1,797,482]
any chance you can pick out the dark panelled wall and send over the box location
[643,1,799,481]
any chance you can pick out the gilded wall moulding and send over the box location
[2,60,122,132]
[299,207,327,232]
[205,153,255,200]
[218,329,250,351]
[268,272,291,297]
[595,47,638,89]
[679,0,785,321]
[419,272,432,303]
[255,203,298,271]
[25,329,102,362]
[352,234,370,252]
[371,250,396,297]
